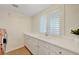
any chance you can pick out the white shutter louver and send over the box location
[47,12,60,35]
[40,11,63,36]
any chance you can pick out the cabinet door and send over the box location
[38,40,50,55]
[57,48,76,55]
[24,35,29,47]
[49,44,59,55]
[50,44,76,55]
[24,35,39,55]
[30,45,38,55]
[24,35,32,51]
[38,46,50,55]
[29,37,39,55]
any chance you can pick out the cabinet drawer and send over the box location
[31,46,39,55]
[50,44,76,55]
[29,38,38,45]
[57,48,76,55]
[38,45,50,55]
[25,42,38,55]
[25,37,38,46]
[49,44,59,55]
[32,49,38,55]
[24,35,30,39]
[38,40,49,48]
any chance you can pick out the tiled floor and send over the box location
[6,47,31,55]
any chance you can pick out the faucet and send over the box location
[45,32,48,36]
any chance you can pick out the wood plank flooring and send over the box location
[6,47,31,55]
[0,44,4,55]
[0,48,4,55]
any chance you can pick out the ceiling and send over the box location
[0,4,52,16]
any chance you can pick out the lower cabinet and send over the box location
[38,40,50,55]
[24,34,39,55]
[38,46,50,55]
[49,44,76,55]
[24,34,77,55]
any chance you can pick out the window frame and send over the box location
[39,10,65,36]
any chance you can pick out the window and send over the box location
[40,11,64,36]
[40,16,47,33]
[47,12,60,35]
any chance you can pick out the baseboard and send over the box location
[5,45,24,53]
[24,45,33,55]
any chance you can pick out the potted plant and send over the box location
[71,28,79,35]
[71,28,79,43]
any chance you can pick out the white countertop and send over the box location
[24,32,79,54]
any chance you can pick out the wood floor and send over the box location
[0,44,4,55]
[6,47,31,55]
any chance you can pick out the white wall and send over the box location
[32,4,79,38]
[65,5,79,37]
[1,4,79,53]
[32,5,64,33]
[0,7,32,52]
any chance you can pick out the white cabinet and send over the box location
[38,40,50,55]
[24,34,77,55]
[38,46,50,55]
[56,48,76,55]
[29,37,38,55]
[49,44,76,55]
[24,34,39,55]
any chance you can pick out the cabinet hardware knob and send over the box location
[59,52,62,54]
